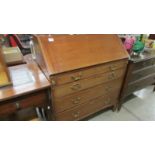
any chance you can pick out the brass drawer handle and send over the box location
[109,65,117,71]
[108,72,116,80]
[72,111,80,118]
[71,72,82,81]
[71,97,81,104]
[15,102,20,110]
[70,83,81,90]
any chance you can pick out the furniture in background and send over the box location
[0,54,51,121]
[2,47,25,66]
[119,50,155,109]
[33,34,128,121]
[148,34,155,40]
[5,34,31,55]
[17,34,32,43]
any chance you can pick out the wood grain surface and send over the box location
[34,34,128,75]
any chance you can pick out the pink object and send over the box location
[124,36,135,53]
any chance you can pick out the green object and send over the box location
[133,36,145,53]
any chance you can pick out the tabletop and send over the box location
[0,54,51,102]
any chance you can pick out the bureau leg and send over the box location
[117,99,123,111]
[112,105,117,112]
[153,85,155,92]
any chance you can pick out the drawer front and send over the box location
[53,68,126,98]
[126,74,155,96]
[55,93,118,121]
[129,65,155,83]
[54,78,123,113]
[133,58,155,71]
[0,91,47,116]
[51,60,127,85]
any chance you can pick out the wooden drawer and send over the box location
[55,93,118,121]
[129,65,155,83]
[0,91,47,116]
[53,68,126,98]
[133,58,155,71]
[54,78,122,113]
[126,74,155,96]
[51,60,127,86]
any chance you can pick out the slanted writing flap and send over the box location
[34,34,129,76]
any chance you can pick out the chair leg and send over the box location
[41,108,47,121]
[112,105,117,112]
[35,107,47,120]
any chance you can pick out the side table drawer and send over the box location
[0,91,47,116]
[129,65,155,82]
[126,74,155,96]
[133,58,155,71]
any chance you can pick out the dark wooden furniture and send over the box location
[119,50,155,109]
[0,54,51,121]
[33,34,129,121]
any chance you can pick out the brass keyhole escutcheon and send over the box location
[72,97,81,104]
[71,83,81,90]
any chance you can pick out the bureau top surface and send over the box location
[35,34,128,75]
[0,55,50,102]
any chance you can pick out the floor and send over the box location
[89,86,155,121]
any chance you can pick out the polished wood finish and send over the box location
[0,91,47,116]
[0,56,50,102]
[33,34,128,120]
[54,78,123,113]
[0,54,51,120]
[120,50,155,109]
[53,68,126,98]
[51,60,127,85]
[55,92,119,121]
[34,34,128,75]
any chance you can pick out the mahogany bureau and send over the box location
[119,50,155,109]
[32,34,129,121]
